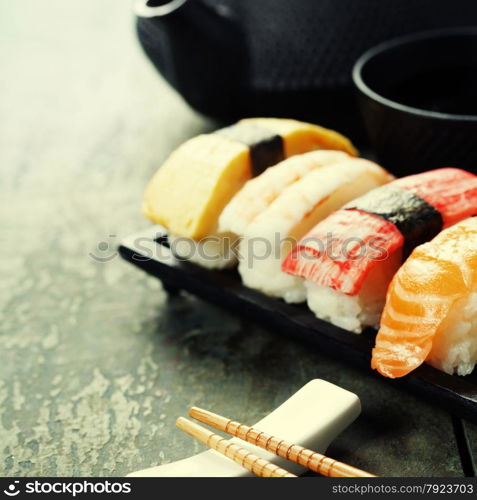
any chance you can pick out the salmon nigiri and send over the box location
[372,217,477,378]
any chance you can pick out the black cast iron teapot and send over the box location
[135,0,477,139]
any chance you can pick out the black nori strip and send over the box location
[215,122,284,175]
[344,185,443,258]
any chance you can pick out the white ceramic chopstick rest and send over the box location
[128,379,361,477]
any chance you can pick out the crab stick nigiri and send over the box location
[282,168,477,332]
[372,217,477,378]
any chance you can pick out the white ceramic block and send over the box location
[128,379,361,477]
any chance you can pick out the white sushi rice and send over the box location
[238,160,391,302]
[238,233,307,302]
[305,249,402,333]
[427,289,477,376]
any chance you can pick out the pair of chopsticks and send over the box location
[176,407,376,477]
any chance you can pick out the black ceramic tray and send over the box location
[119,226,477,423]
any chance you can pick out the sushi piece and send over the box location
[143,118,357,269]
[219,150,352,237]
[372,217,477,378]
[282,168,477,332]
[234,157,392,302]
[143,118,357,239]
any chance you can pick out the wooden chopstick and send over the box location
[176,417,296,477]
[189,407,376,478]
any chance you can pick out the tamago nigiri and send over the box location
[143,118,357,269]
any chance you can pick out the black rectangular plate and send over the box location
[119,226,477,423]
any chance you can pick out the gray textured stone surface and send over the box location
[0,0,471,478]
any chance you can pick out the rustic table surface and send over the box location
[1,0,476,477]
